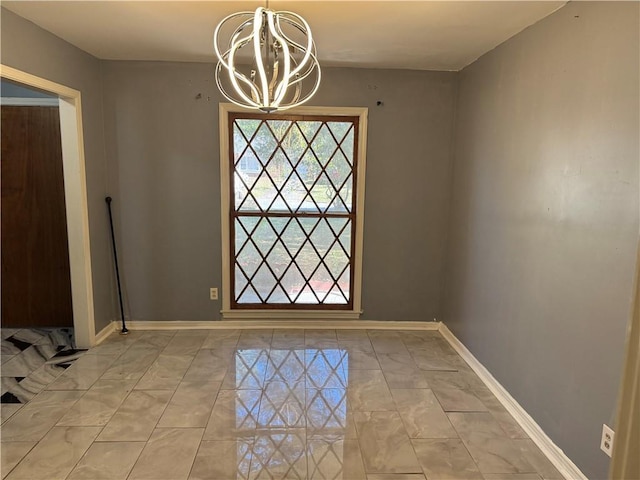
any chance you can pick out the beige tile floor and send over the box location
[0,328,565,480]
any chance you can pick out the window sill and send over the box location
[220,309,363,321]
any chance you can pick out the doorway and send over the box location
[1,65,95,348]
[2,85,74,328]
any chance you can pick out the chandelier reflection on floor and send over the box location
[213,6,321,112]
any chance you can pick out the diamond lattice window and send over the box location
[229,113,359,310]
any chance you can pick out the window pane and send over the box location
[230,114,357,309]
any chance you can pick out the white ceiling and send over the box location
[3,1,566,71]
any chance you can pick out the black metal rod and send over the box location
[105,196,128,334]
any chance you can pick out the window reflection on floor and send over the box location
[230,348,349,479]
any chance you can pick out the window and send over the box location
[220,105,368,319]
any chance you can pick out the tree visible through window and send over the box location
[230,113,359,309]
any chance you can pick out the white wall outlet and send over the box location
[210,287,218,300]
[600,424,615,457]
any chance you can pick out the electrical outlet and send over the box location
[600,424,615,457]
[210,287,218,300]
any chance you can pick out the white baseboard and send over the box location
[123,319,441,331]
[438,324,587,480]
[93,321,117,345]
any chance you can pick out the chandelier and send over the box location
[213,6,321,113]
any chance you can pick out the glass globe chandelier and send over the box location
[213,5,321,113]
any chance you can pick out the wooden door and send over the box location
[1,106,73,328]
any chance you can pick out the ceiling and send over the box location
[3,1,566,71]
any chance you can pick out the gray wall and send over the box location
[1,8,115,333]
[1,79,55,98]
[101,62,457,321]
[443,2,639,479]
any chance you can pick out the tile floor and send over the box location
[1,328,85,407]
[0,328,565,480]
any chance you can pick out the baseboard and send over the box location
[93,321,117,345]
[438,324,587,480]
[124,319,441,331]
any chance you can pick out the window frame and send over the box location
[219,103,368,320]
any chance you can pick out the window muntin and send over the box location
[229,113,359,310]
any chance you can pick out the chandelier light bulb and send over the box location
[213,7,321,113]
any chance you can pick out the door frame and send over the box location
[610,240,640,479]
[1,65,95,348]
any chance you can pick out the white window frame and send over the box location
[219,103,368,320]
